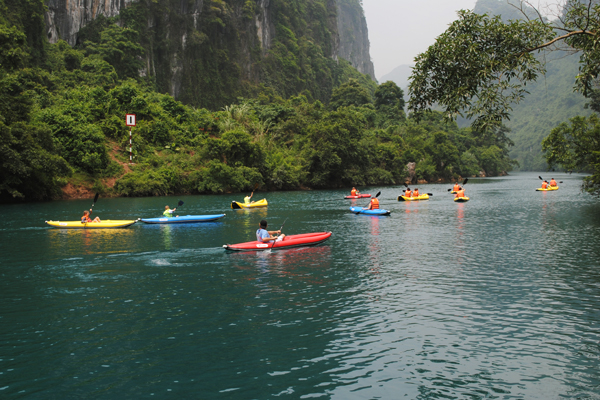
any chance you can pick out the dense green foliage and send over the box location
[0,0,517,201]
[409,0,600,189]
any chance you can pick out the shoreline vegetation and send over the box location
[1,1,517,203]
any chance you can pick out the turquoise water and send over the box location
[1,172,600,399]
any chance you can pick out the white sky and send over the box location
[362,0,559,80]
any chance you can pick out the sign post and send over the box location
[126,114,136,163]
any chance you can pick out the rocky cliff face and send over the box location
[44,0,375,105]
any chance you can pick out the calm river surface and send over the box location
[1,172,600,399]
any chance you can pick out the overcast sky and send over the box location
[362,0,478,79]
[362,0,559,80]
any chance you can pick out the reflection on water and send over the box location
[1,173,600,398]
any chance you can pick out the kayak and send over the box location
[45,220,137,229]
[454,197,470,202]
[223,232,332,251]
[231,198,268,209]
[398,194,429,201]
[139,214,226,224]
[536,186,559,191]
[344,194,371,199]
[349,206,391,216]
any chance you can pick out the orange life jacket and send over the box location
[456,190,465,198]
[550,180,557,186]
[541,182,548,189]
[351,189,357,196]
[405,190,412,197]
[82,216,92,223]
[413,190,419,196]
[453,184,460,191]
[370,198,379,209]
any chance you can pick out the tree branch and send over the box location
[521,29,595,53]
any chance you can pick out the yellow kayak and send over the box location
[398,194,429,201]
[454,197,470,202]
[231,198,268,209]
[536,186,559,191]
[45,220,137,229]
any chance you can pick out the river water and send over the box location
[1,172,600,399]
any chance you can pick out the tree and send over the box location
[408,1,600,130]
[329,78,372,110]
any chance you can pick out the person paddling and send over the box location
[244,191,255,205]
[453,182,460,192]
[366,196,380,210]
[550,178,558,187]
[405,188,412,198]
[163,205,178,218]
[81,209,100,223]
[541,180,549,189]
[413,188,420,197]
[455,187,466,198]
[256,220,285,243]
[350,187,360,197]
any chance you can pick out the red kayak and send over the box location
[344,194,371,199]
[223,232,332,251]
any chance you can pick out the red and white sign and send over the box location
[126,114,136,126]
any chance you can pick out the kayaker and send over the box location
[455,187,465,198]
[550,178,558,187]
[405,188,412,197]
[256,220,285,243]
[453,183,460,192]
[81,209,100,223]
[366,196,380,210]
[350,187,359,196]
[244,191,254,205]
[541,180,549,189]
[413,188,420,197]
[163,205,178,217]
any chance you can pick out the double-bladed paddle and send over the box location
[91,193,99,209]
[269,218,288,252]
[539,176,562,183]
[355,191,381,214]
[448,178,468,192]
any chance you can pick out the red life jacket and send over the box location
[351,189,357,196]
[371,198,379,209]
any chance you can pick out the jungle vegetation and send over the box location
[0,0,516,201]
[409,0,600,194]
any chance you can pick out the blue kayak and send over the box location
[349,206,391,216]
[139,214,226,224]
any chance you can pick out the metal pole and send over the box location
[129,127,132,163]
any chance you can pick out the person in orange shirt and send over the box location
[455,187,465,198]
[366,196,379,210]
[549,178,557,187]
[541,180,549,189]
[453,183,460,192]
[350,187,358,196]
[413,188,420,197]
[404,188,412,197]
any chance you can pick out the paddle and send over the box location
[175,200,184,210]
[269,218,288,252]
[355,191,381,214]
[91,193,99,209]
[402,190,433,196]
[448,178,468,192]
[539,176,563,184]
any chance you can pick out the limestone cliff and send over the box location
[44,0,375,108]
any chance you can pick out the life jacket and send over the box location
[350,189,357,196]
[405,190,412,197]
[453,184,460,191]
[81,216,92,223]
[541,182,548,189]
[413,189,419,197]
[370,198,379,209]
[550,180,557,186]
[456,189,465,198]
[163,209,173,217]
[244,196,251,205]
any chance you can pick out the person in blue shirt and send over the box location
[256,219,285,243]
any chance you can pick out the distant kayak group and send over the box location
[44,176,561,251]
